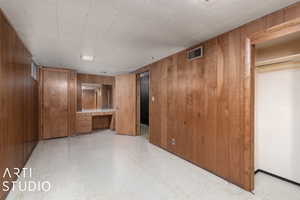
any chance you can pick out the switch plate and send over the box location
[171,138,176,145]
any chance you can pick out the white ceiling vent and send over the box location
[187,46,203,60]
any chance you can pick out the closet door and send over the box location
[41,69,69,139]
[115,74,136,135]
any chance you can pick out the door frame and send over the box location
[136,70,150,137]
[246,17,300,190]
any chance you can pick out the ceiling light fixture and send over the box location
[81,55,94,61]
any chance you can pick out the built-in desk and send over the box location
[76,109,115,134]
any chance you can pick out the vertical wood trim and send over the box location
[244,38,254,191]
[148,70,151,142]
[136,74,141,136]
[67,71,70,136]
[38,68,44,140]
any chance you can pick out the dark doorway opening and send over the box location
[139,72,149,139]
[140,72,149,125]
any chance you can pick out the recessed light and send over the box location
[81,55,94,61]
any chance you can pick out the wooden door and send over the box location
[42,69,69,139]
[115,74,136,135]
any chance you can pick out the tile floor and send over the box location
[7,130,300,200]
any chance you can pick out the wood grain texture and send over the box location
[77,73,115,111]
[0,9,38,200]
[256,37,300,64]
[256,61,300,72]
[76,113,92,134]
[136,2,300,191]
[42,69,69,139]
[39,67,77,139]
[76,111,114,134]
[250,18,300,44]
[69,71,77,136]
[82,89,97,110]
[115,74,137,135]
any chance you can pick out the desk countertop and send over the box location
[77,109,115,114]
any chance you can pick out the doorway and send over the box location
[137,71,150,139]
[251,28,300,198]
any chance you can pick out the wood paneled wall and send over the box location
[137,2,300,191]
[77,73,115,111]
[0,10,38,200]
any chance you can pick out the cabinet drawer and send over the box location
[76,113,92,133]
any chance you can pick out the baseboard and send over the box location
[255,169,300,187]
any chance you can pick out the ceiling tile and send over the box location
[1,0,299,75]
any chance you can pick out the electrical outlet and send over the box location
[171,138,176,145]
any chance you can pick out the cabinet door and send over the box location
[115,74,136,135]
[42,69,69,139]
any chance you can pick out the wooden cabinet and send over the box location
[76,113,92,134]
[76,111,115,134]
[39,67,77,139]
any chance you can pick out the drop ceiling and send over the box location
[0,0,299,75]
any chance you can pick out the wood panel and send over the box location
[77,73,115,111]
[115,74,137,135]
[77,73,115,85]
[0,9,38,200]
[82,89,97,110]
[39,67,77,139]
[76,112,114,134]
[256,61,300,72]
[256,38,300,64]
[76,113,92,134]
[149,59,168,148]
[42,69,69,139]
[136,2,300,191]
[69,71,77,136]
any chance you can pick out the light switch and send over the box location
[152,96,155,102]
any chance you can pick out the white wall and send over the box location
[255,67,300,183]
